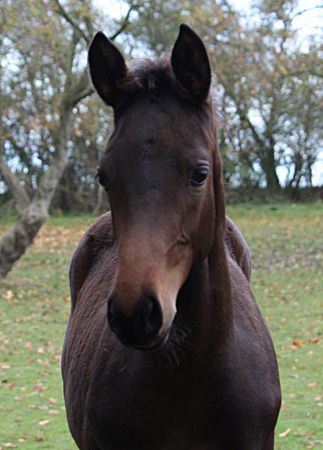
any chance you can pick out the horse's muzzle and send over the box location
[107,291,164,349]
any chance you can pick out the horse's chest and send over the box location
[86,360,274,450]
[88,375,214,449]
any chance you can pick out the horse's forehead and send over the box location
[122,96,187,129]
[114,96,210,153]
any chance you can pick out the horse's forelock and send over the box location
[124,58,223,131]
[126,58,175,94]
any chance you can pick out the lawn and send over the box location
[0,203,322,449]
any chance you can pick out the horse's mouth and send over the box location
[132,331,170,351]
[113,327,171,351]
[133,341,163,351]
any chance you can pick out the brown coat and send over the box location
[62,24,281,450]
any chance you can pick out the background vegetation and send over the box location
[0,0,322,447]
[0,204,322,449]
[1,0,322,209]
[0,0,322,277]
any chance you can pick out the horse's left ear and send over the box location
[171,24,211,102]
[88,32,129,107]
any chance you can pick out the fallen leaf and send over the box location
[308,382,318,388]
[279,428,291,437]
[33,383,47,392]
[4,290,14,300]
[309,337,320,344]
[38,419,50,426]
[24,343,34,349]
[37,405,48,411]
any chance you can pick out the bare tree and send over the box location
[0,0,133,278]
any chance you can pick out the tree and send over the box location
[283,37,323,189]
[1,0,321,279]
[126,0,322,192]
[205,0,323,192]
[0,0,133,278]
[124,0,183,56]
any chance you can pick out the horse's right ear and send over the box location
[88,32,128,107]
[171,24,211,102]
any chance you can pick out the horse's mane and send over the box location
[126,58,176,94]
[124,57,223,132]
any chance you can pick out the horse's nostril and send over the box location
[107,291,163,348]
[107,294,116,322]
[140,294,163,337]
[107,293,123,331]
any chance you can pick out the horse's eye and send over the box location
[96,169,109,192]
[190,167,209,187]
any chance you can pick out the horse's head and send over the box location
[89,25,223,349]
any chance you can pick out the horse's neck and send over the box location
[176,239,233,349]
[208,232,234,331]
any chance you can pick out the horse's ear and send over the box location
[171,24,211,102]
[88,32,128,107]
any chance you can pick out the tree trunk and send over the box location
[0,66,30,212]
[0,3,133,280]
[0,151,31,212]
[262,145,281,194]
[0,110,72,279]
[0,204,48,278]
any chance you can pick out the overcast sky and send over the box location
[94,0,322,186]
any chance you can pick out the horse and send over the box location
[62,24,281,449]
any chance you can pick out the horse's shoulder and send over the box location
[225,216,252,282]
[69,212,115,309]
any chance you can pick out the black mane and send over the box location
[127,58,176,95]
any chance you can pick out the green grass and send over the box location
[0,203,322,449]
[227,203,323,449]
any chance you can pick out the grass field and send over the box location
[0,203,322,449]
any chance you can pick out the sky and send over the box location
[98,0,323,34]
[237,0,323,45]
[1,0,321,192]
[95,0,323,187]
[96,0,323,57]
[231,0,323,187]
[96,0,323,51]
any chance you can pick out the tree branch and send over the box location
[109,1,136,40]
[52,0,90,44]
[70,67,94,106]
[0,148,31,212]
[72,85,94,106]
[291,5,323,23]
[0,65,30,212]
